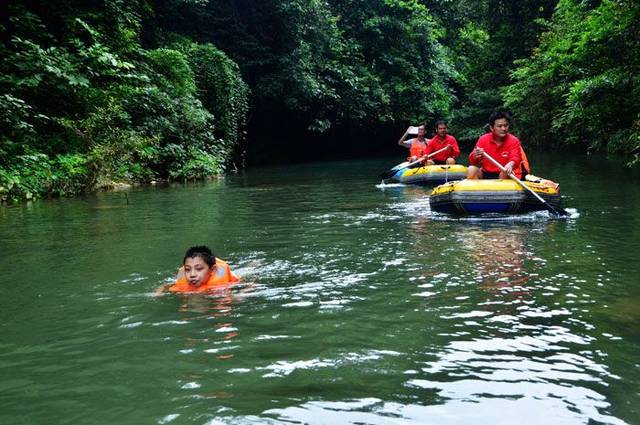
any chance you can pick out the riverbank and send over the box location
[0,148,235,205]
[0,173,230,206]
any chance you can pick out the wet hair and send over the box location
[488,110,512,127]
[183,246,216,267]
[435,119,448,128]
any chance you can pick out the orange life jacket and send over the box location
[168,258,239,293]
[408,138,427,160]
[520,146,531,176]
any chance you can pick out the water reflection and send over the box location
[462,226,532,299]
[266,394,629,425]
[177,291,239,350]
[160,284,254,363]
[399,223,629,425]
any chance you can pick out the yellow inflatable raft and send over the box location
[429,176,561,214]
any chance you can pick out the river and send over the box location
[1,152,639,425]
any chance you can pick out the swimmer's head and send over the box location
[183,246,215,267]
[183,246,216,286]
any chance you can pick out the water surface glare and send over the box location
[1,154,639,425]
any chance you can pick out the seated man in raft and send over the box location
[480,121,531,178]
[467,111,522,179]
[157,246,239,293]
[424,120,460,165]
[397,124,428,164]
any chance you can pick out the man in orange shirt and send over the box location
[467,111,522,179]
[424,120,460,165]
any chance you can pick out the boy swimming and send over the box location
[157,246,239,293]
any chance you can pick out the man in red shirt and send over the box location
[425,120,460,165]
[467,111,522,179]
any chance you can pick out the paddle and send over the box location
[380,146,450,180]
[481,151,569,216]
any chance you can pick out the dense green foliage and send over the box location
[0,1,248,202]
[422,0,557,141]
[152,0,456,160]
[504,0,639,162]
[1,0,638,203]
[330,0,454,123]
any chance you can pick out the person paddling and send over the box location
[467,111,522,179]
[397,124,428,165]
[424,120,460,165]
[156,246,239,293]
[481,120,531,178]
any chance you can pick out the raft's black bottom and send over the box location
[430,191,561,215]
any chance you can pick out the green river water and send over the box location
[1,153,639,425]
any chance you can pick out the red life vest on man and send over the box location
[168,258,239,293]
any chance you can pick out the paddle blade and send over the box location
[380,169,398,180]
[380,161,409,180]
[547,204,569,216]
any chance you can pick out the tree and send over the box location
[0,0,249,202]
[421,0,557,140]
[504,0,640,163]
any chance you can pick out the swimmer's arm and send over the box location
[232,280,255,300]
